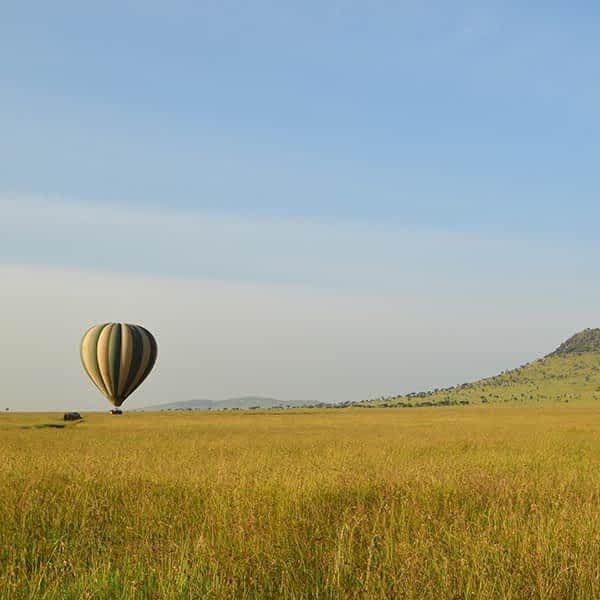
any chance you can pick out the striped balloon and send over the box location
[80,323,158,407]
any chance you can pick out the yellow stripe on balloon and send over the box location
[97,323,115,398]
[80,324,109,397]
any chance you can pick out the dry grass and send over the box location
[2,405,600,599]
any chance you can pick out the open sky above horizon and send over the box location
[2,1,600,410]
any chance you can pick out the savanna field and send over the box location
[2,406,600,600]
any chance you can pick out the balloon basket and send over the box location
[110,409,123,415]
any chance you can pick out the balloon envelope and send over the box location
[80,323,158,407]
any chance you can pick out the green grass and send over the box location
[366,351,600,407]
[2,406,600,599]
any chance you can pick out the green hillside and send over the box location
[364,329,600,407]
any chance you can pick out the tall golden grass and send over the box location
[2,405,600,599]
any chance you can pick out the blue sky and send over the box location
[3,1,600,232]
[2,2,600,408]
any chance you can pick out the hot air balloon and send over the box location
[80,323,158,409]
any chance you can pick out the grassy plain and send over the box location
[2,406,600,599]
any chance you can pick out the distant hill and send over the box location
[362,329,600,408]
[548,328,600,356]
[141,396,311,411]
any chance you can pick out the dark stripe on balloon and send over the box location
[138,326,158,386]
[117,324,133,398]
[108,323,122,398]
[124,325,151,399]
[122,324,143,400]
